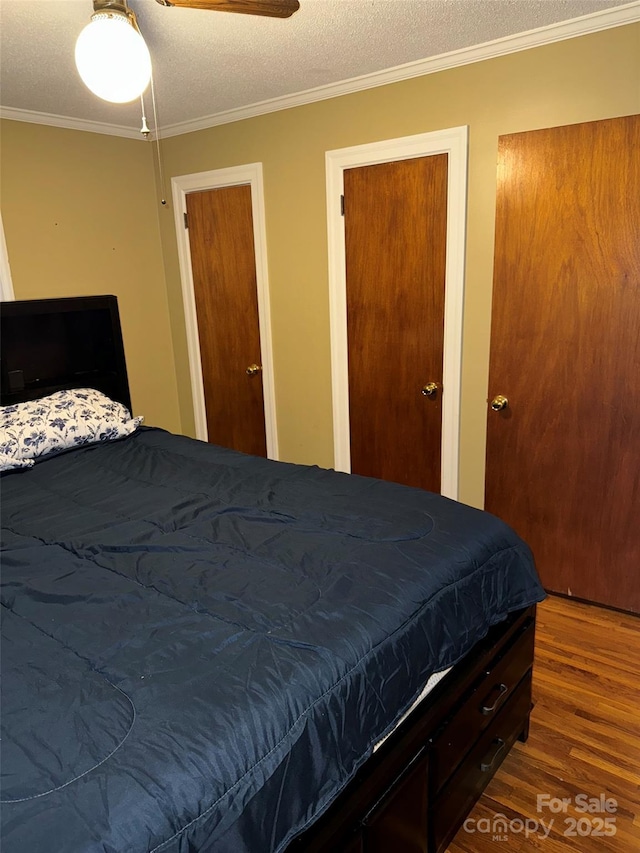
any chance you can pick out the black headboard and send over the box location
[0,296,132,412]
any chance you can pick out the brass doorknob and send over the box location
[421,382,439,397]
[490,395,508,411]
[246,364,262,376]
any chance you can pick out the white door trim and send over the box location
[0,211,16,301]
[325,126,468,499]
[171,164,278,459]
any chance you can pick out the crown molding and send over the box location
[2,2,639,141]
[160,2,640,138]
[0,106,144,140]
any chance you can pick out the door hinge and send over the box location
[340,194,345,216]
[183,211,189,229]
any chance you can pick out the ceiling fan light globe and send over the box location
[75,13,152,104]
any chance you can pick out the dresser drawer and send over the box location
[430,670,533,853]
[430,618,534,795]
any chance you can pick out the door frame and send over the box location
[0,211,15,301]
[172,164,278,459]
[325,127,468,499]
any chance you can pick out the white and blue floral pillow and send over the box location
[0,388,143,472]
[0,451,33,472]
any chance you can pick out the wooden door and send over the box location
[186,185,267,457]
[486,115,640,613]
[344,155,448,491]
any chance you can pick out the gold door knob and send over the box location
[490,395,509,412]
[421,382,439,397]
[246,364,263,376]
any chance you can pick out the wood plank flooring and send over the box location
[447,594,640,852]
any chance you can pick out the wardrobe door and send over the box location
[485,115,640,613]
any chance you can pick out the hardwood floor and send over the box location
[447,594,640,852]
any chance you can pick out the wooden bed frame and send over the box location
[289,604,535,852]
[0,295,131,411]
[1,295,537,853]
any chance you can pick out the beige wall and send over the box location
[2,24,638,507]
[159,23,640,507]
[0,120,180,432]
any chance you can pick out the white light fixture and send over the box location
[75,1,152,104]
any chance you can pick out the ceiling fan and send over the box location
[154,0,300,18]
[75,0,299,104]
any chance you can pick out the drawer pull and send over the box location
[480,738,506,772]
[481,682,508,715]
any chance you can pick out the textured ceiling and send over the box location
[0,0,637,136]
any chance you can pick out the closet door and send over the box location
[485,115,640,612]
[344,155,448,492]
[186,185,267,457]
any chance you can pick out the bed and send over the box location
[0,296,545,853]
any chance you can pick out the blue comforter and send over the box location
[0,428,544,852]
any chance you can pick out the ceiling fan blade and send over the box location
[157,0,300,17]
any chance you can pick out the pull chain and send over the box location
[140,77,167,206]
[150,73,167,206]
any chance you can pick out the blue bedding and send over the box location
[0,428,544,853]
